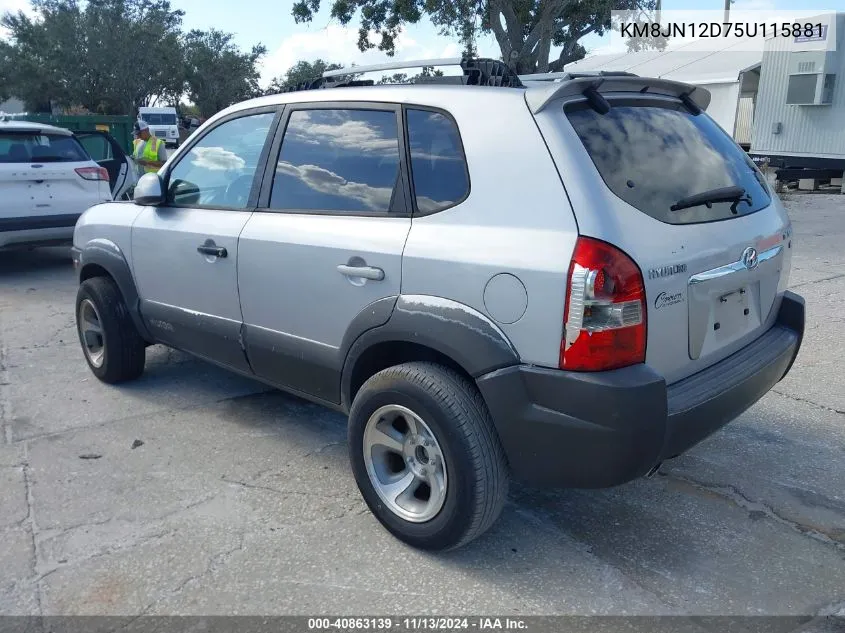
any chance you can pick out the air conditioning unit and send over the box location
[785,48,837,106]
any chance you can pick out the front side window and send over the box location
[166,112,275,209]
[269,109,400,214]
[406,109,469,213]
[566,99,770,224]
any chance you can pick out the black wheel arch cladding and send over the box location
[76,240,153,342]
[340,295,520,411]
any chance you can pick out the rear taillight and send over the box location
[75,166,109,182]
[561,236,647,371]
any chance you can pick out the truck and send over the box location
[137,106,180,148]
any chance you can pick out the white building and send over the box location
[750,13,844,178]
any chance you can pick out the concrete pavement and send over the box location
[1,194,843,620]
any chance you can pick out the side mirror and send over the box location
[134,173,164,206]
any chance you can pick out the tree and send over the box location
[377,66,444,84]
[618,2,667,53]
[0,43,13,103]
[265,59,343,93]
[183,28,267,117]
[179,103,201,118]
[0,0,185,114]
[292,0,658,74]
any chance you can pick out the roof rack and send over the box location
[322,58,462,78]
[273,57,524,94]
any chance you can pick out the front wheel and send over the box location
[348,362,509,550]
[75,277,146,383]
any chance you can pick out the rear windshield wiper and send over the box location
[670,186,750,212]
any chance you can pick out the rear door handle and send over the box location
[337,264,384,281]
[197,244,227,258]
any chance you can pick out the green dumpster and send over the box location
[7,114,135,154]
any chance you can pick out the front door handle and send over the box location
[197,244,227,258]
[337,264,384,281]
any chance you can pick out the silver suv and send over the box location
[71,60,805,550]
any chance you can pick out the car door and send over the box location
[131,106,280,372]
[238,103,413,403]
[75,131,135,200]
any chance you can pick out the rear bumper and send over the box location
[476,291,805,488]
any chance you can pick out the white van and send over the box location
[138,106,180,148]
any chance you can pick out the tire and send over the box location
[348,362,509,550]
[75,276,146,384]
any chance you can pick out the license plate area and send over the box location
[689,280,762,360]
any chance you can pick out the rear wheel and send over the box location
[75,277,146,383]
[348,362,508,550]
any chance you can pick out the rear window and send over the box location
[566,99,770,224]
[0,132,89,163]
[141,113,177,126]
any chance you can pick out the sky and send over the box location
[2,0,844,86]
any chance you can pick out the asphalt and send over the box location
[0,194,843,623]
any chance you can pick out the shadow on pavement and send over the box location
[0,246,74,275]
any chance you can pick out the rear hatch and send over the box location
[0,129,106,225]
[530,80,792,383]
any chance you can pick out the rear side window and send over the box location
[270,109,400,214]
[566,100,770,224]
[406,109,468,213]
[0,132,89,163]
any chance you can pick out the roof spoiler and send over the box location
[519,70,638,82]
[525,76,711,114]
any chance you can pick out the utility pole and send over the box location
[724,0,731,23]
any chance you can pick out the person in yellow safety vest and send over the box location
[132,120,167,175]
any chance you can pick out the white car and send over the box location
[0,121,134,249]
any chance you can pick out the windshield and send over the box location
[565,99,770,225]
[0,131,90,163]
[141,113,177,126]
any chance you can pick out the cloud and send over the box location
[260,24,421,86]
[286,110,398,155]
[440,42,461,58]
[276,159,451,212]
[190,147,246,171]
[0,0,34,40]
[0,0,30,15]
[276,160,394,211]
[259,22,500,87]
